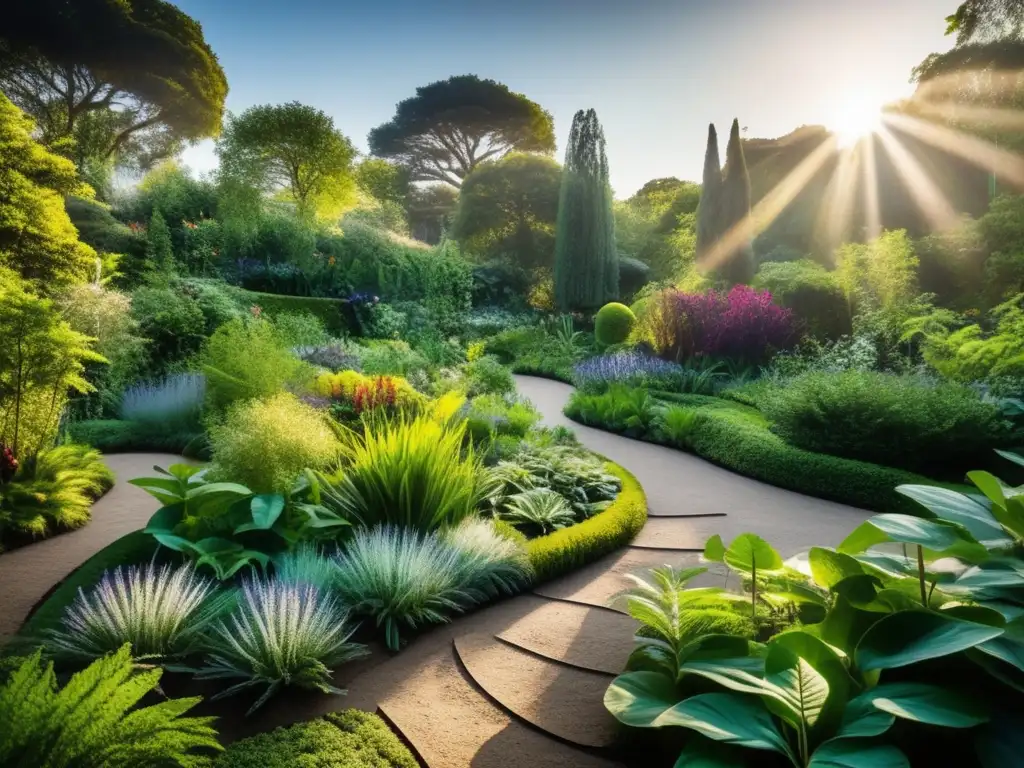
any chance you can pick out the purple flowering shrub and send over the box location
[649,285,795,365]
[572,351,685,393]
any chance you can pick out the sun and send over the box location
[829,88,887,148]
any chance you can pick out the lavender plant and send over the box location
[572,351,687,393]
[45,561,226,662]
[197,578,368,714]
[119,373,206,426]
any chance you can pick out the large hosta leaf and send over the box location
[723,533,783,574]
[764,643,829,729]
[839,514,987,562]
[835,693,895,740]
[654,692,794,759]
[809,547,864,590]
[604,671,678,727]
[896,484,1007,545]
[770,631,853,736]
[234,493,286,533]
[809,739,909,768]
[973,616,1024,674]
[856,610,1003,671]
[862,682,988,728]
[673,734,745,767]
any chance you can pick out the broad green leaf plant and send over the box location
[133,464,349,580]
[605,451,1024,766]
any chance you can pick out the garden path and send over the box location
[3,380,875,767]
[241,376,875,767]
[0,453,187,643]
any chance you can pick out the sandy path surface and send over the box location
[0,453,185,643]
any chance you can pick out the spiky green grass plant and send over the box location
[325,414,486,531]
[271,543,338,591]
[197,578,368,714]
[45,561,227,663]
[334,524,529,650]
[499,489,577,535]
[444,517,533,596]
[0,645,220,767]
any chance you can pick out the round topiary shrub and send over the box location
[594,302,636,346]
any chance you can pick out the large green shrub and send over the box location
[199,318,310,412]
[235,290,348,335]
[752,259,851,340]
[760,371,1008,477]
[594,302,637,346]
[215,710,417,768]
[130,286,207,373]
[208,393,341,493]
[66,419,207,458]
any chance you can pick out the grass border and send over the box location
[565,390,963,514]
[525,461,647,584]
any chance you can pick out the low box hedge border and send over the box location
[525,461,647,584]
[214,709,418,768]
[564,390,964,515]
[65,420,210,459]
[233,289,350,335]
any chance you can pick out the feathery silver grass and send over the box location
[334,523,529,651]
[45,561,226,662]
[271,543,338,590]
[444,517,533,596]
[499,488,577,534]
[197,578,368,715]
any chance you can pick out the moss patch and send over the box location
[214,710,418,768]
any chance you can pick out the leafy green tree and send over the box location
[452,153,561,271]
[0,0,228,181]
[718,118,755,284]
[945,0,1024,44]
[554,109,618,312]
[407,184,459,244]
[0,94,96,289]
[695,123,723,264]
[615,178,700,280]
[0,269,103,458]
[836,229,920,311]
[218,102,358,221]
[354,158,410,206]
[146,210,174,277]
[369,75,555,187]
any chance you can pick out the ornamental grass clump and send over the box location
[572,350,685,393]
[498,488,577,535]
[198,578,368,714]
[334,524,529,650]
[45,561,226,663]
[119,373,206,427]
[325,414,486,531]
[208,392,341,493]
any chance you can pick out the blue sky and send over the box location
[175,0,953,197]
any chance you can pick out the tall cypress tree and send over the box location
[695,123,722,263]
[554,109,618,312]
[718,118,755,284]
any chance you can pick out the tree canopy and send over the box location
[554,109,617,312]
[368,75,555,187]
[0,0,228,184]
[945,1,1024,44]
[217,102,357,221]
[0,94,96,289]
[451,153,561,270]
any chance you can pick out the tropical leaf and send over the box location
[603,671,678,727]
[654,692,795,760]
[856,610,1003,671]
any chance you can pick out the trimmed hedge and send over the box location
[215,710,417,768]
[14,530,160,647]
[66,420,209,459]
[526,462,647,583]
[234,289,349,335]
[565,391,959,514]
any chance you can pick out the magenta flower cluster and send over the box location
[653,285,794,364]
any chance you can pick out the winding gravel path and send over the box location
[0,379,873,766]
[0,453,188,643]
